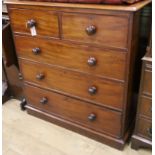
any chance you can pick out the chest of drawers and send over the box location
[5,0,151,150]
[131,40,152,149]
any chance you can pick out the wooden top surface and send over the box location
[5,0,151,12]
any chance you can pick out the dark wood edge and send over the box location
[26,105,126,150]
[131,135,152,150]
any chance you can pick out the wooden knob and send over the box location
[27,19,36,28]
[40,97,48,104]
[18,73,23,80]
[32,48,41,55]
[88,86,97,95]
[88,113,96,121]
[88,57,97,66]
[147,127,152,137]
[86,25,96,35]
[36,73,45,80]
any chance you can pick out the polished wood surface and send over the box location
[9,8,59,37]
[14,35,126,81]
[136,118,152,140]
[62,13,129,48]
[6,0,151,150]
[5,0,152,12]
[142,69,152,96]
[20,59,124,110]
[27,105,127,150]
[131,31,152,149]
[139,96,152,118]
[24,84,122,137]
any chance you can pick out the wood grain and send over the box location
[139,96,152,119]
[131,32,152,149]
[20,59,124,110]
[142,69,152,96]
[9,8,59,38]
[136,118,152,140]
[24,84,122,137]
[62,13,129,49]
[6,0,151,150]
[14,35,126,81]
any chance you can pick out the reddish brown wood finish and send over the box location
[131,34,152,149]
[14,35,126,81]
[24,84,122,137]
[26,105,126,150]
[139,96,151,118]
[20,59,124,110]
[142,69,152,96]
[9,8,59,38]
[136,118,152,140]
[6,0,151,150]
[62,13,129,49]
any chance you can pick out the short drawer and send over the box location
[20,59,124,110]
[139,96,152,118]
[9,8,59,38]
[15,35,126,81]
[24,84,122,137]
[142,69,152,96]
[136,118,152,140]
[62,13,129,49]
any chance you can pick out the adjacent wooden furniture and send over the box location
[2,1,24,100]
[131,37,152,150]
[5,0,151,150]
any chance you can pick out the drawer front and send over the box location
[142,69,152,96]
[139,96,152,118]
[9,9,59,37]
[62,13,129,48]
[24,84,122,137]
[15,35,126,81]
[137,118,152,140]
[20,60,124,110]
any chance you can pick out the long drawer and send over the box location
[20,59,124,110]
[62,13,129,49]
[9,8,59,38]
[15,35,126,81]
[24,84,122,137]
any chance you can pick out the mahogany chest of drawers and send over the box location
[5,0,151,150]
[131,39,152,149]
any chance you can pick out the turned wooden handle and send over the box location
[36,73,45,80]
[18,73,23,80]
[87,57,97,66]
[88,86,97,95]
[32,48,41,55]
[88,113,96,121]
[40,97,48,104]
[86,25,96,35]
[26,19,36,28]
